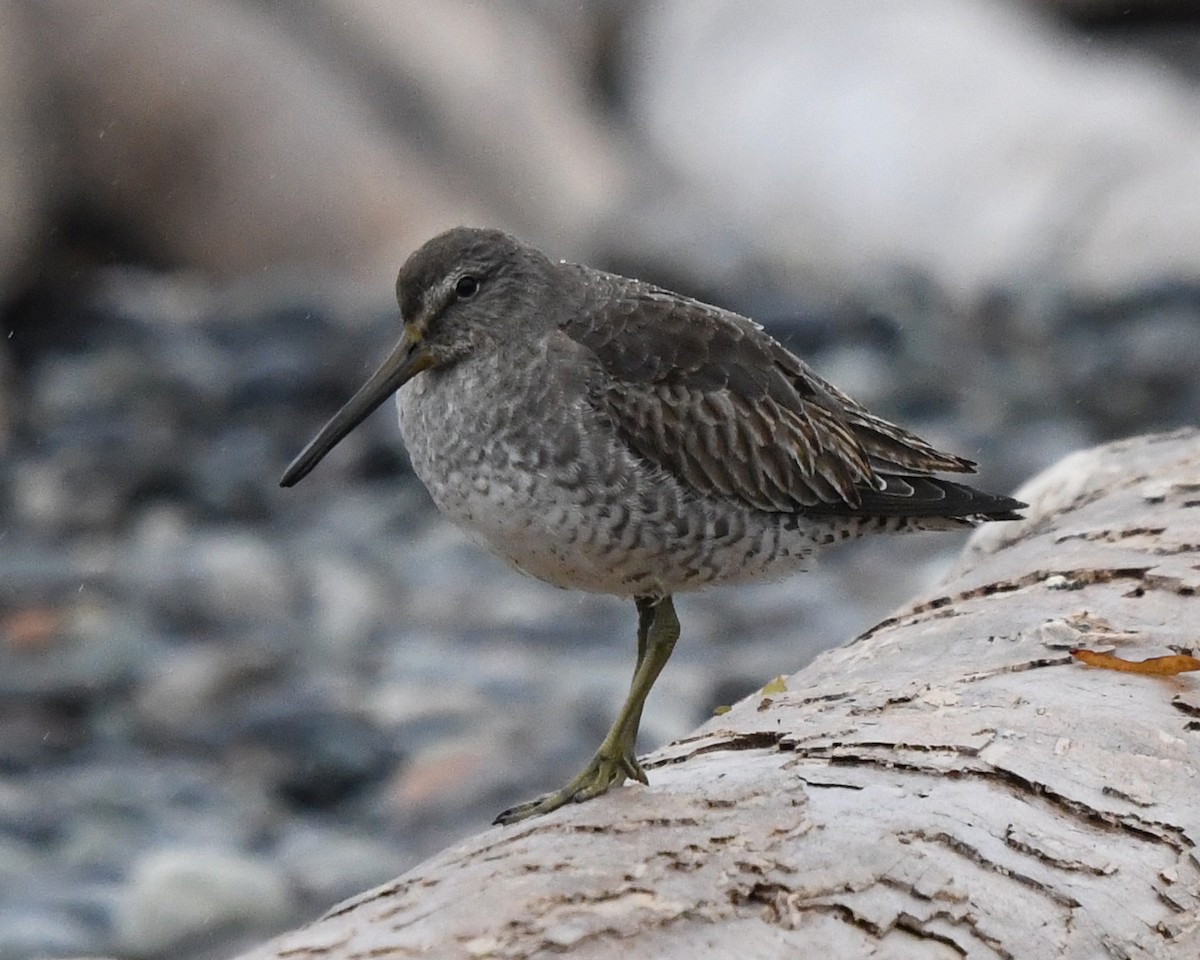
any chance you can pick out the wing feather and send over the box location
[560,268,1021,519]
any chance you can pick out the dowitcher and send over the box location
[281,227,1024,824]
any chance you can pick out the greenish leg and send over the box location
[635,594,655,669]
[624,596,657,770]
[493,596,680,826]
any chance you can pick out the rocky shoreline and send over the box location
[3,260,1196,958]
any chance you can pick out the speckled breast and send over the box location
[394,343,820,597]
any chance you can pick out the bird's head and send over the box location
[394,226,554,366]
[280,227,549,487]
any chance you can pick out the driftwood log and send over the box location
[236,428,1200,959]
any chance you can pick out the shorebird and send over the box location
[280,227,1024,824]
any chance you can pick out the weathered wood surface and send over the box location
[236,428,1200,959]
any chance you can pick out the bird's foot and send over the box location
[493,747,646,826]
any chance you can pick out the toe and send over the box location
[493,749,638,824]
[620,753,648,784]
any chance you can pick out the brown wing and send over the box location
[561,269,1002,517]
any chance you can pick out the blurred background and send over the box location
[2,1,1199,957]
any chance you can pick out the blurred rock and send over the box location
[0,592,154,700]
[133,643,286,743]
[1,0,1197,311]
[136,530,297,630]
[1043,0,1191,18]
[24,0,486,287]
[0,5,48,306]
[0,907,95,960]
[273,823,404,905]
[622,0,1200,305]
[115,847,295,956]
[0,0,653,309]
[227,695,399,811]
[295,0,642,260]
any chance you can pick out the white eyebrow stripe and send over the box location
[420,273,458,321]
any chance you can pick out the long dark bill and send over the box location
[279,328,428,487]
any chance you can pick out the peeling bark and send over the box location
[236,428,1200,959]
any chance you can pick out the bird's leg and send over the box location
[493,596,680,825]
[635,594,655,669]
[624,595,657,771]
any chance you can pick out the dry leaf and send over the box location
[760,675,788,695]
[1071,649,1200,675]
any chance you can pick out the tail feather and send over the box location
[802,474,1026,521]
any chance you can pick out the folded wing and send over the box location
[563,274,1023,521]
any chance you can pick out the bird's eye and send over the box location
[454,275,479,299]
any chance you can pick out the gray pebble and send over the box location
[114,848,295,956]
